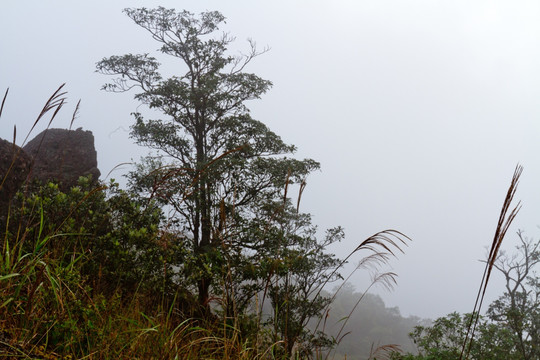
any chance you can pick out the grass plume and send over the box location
[460,164,523,360]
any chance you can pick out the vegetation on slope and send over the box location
[1,8,411,359]
[1,7,533,360]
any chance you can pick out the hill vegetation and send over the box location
[1,7,411,359]
[1,6,536,360]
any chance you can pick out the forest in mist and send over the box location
[2,5,540,360]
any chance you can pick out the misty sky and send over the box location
[2,0,540,320]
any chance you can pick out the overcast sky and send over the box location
[2,0,540,320]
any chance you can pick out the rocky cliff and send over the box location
[23,128,101,190]
[0,138,32,213]
[1,128,100,224]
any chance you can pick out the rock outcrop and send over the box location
[23,128,100,190]
[0,138,32,214]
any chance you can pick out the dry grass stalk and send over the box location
[460,164,523,360]
[0,88,8,119]
[368,342,403,360]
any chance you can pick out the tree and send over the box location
[260,201,343,357]
[96,8,319,316]
[487,230,540,359]
[391,312,521,360]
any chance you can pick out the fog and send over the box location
[2,0,540,320]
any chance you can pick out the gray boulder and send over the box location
[23,128,100,190]
[0,138,31,215]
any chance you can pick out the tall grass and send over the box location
[459,164,523,360]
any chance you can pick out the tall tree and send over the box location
[96,7,318,315]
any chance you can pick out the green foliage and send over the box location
[8,177,174,297]
[390,312,522,360]
[1,176,216,358]
[260,202,344,357]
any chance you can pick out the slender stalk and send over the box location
[460,164,522,360]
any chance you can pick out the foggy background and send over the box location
[2,0,540,320]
